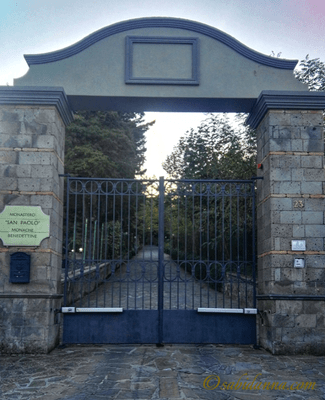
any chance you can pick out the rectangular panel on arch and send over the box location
[125,36,199,85]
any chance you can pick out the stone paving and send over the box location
[1,247,324,399]
[0,344,324,399]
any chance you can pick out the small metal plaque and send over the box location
[291,240,306,251]
[10,252,30,283]
[0,206,50,246]
[294,258,305,268]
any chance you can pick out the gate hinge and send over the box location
[250,176,264,180]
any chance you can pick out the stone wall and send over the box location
[255,109,325,354]
[222,273,255,309]
[61,262,116,306]
[0,88,73,353]
[1,86,324,355]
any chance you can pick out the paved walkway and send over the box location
[75,246,247,309]
[0,344,324,399]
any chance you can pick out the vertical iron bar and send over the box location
[158,176,165,345]
[72,207,77,254]
[135,181,138,310]
[100,223,104,262]
[83,219,88,263]
[96,184,101,262]
[192,185,195,309]
[104,182,108,261]
[237,185,240,308]
[184,186,188,309]
[96,185,101,306]
[252,182,257,309]
[93,220,97,261]
[103,183,108,308]
[169,190,172,309]
[150,195,153,250]
[87,186,93,307]
[127,185,131,310]
[229,186,232,308]
[141,192,147,310]
[93,219,98,307]
[80,182,86,307]
[244,185,248,307]
[222,186,225,308]
[79,187,85,307]
[111,186,116,307]
[63,177,70,307]
[207,184,210,308]
[128,185,131,261]
[72,186,78,306]
[81,216,87,307]
[81,184,85,259]
[199,183,202,307]
[177,184,180,310]
[149,193,153,309]
[119,187,123,308]
[214,187,218,308]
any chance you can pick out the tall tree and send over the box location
[295,55,325,91]
[162,113,256,180]
[65,111,154,178]
[63,111,154,257]
[163,55,325,182]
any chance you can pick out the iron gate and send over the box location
[62,177,257,344]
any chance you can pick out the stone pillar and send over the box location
[0,87,73,353]
[247,91,325,355]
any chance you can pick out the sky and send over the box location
[1,0,324,177]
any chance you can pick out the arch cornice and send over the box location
[24,17,297,70]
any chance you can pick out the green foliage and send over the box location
[162,114,256,281]
[162,56,325,282]
[65,111,154,178]
[295,55,325,92]
[164,55,325,182]
[105,220,122,259]
[64,111,154,260]
[163,184,255,265]
[162,113,256,180]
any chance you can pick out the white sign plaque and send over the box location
[0,206,50,246]
[291,240,306,251]
[294,258,305,268]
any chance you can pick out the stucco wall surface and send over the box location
[14,18,307,112]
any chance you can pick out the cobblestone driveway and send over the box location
[1,247,324,399]
[1,344,324,399]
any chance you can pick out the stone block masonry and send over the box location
[255,108,325,355]
[0,87,73,353]
[1,86,325,355]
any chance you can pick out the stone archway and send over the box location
[1,17,325,354]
